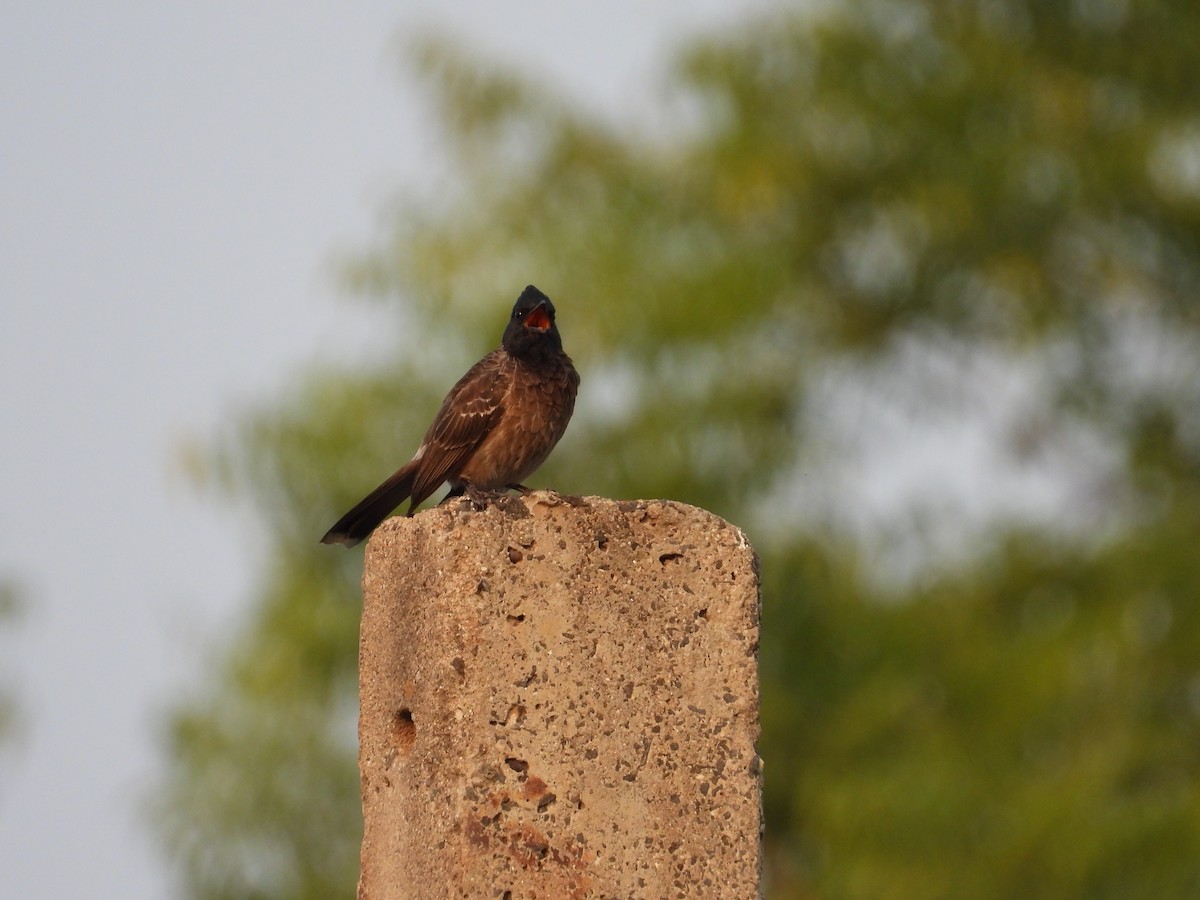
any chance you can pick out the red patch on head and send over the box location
[524,305,551,331]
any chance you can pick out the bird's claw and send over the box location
[464,484,502,511]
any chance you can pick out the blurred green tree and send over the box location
[158,1,1200,897]
[0,580,21,756]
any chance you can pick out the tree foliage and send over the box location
[159,1,1200,896]
[0,580,21,757]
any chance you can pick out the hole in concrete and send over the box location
[506,613,526,624]
[506,546,524,563]
[505,757,529,773]
[659,551,684,564]
[391,708,415,755]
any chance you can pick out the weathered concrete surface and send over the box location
[357,492,761,900]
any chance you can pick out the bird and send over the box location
[321,285,580,547]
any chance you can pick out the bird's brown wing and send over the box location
[407,350,508,506]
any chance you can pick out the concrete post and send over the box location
[357,493,762,899]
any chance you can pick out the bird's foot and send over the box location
[463,483,507,511]
[442,483,537,514]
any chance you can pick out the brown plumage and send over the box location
[320,285,580,547]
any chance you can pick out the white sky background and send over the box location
[0,3,768,897]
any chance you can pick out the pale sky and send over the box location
[0,3,763,896]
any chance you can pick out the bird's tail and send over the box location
[320,461,419,547]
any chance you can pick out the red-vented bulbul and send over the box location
[321,285,580,547]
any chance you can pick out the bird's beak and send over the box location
[524,302,551,331]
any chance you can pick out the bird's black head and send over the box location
[501,285,563,359]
